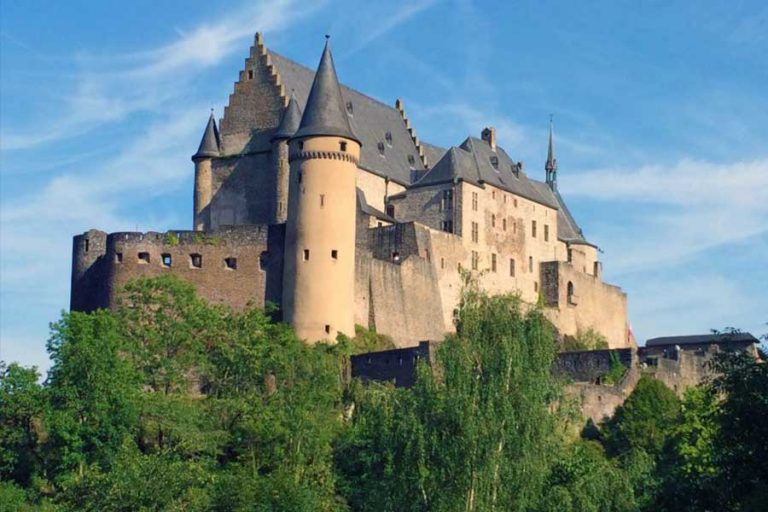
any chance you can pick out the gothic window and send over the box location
[567,281,575,304]
[190,253,202,268]
[161,253,172,267]
[224,257,237,270]
[138,252,150,264]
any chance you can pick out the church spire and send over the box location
[292,36,360,144]
[192,110,221,161]
[545,115,557,190]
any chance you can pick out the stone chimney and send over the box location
[481,126,496,150]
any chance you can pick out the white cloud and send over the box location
[562,158,768,272]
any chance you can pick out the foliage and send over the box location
[0,363,44,486]
[347,324,396,354]
[563,327,609,352]
[164,231,180,246]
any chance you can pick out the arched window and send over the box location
[567,281,575,305]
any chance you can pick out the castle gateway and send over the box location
[71,34,632,349]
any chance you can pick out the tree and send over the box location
[0,363,45,486]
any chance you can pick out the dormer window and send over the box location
[377,141,385,156]
[407,154,416,165]
[346,101,353,115]
[489,155,499,170]
[385,131,393,146]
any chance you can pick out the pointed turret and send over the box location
[272,94,303,141]
[192,112,221,161]
[292,37,360,144]
[545,116,557,190]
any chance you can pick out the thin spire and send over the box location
[192,111,221,160]
[545,115,557,190]
[292,37,360,144]
[272,93,303,141]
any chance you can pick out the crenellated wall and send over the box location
[71,226,284,312]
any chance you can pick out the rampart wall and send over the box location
[71,225,284,312]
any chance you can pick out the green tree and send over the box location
[0,363,44,486]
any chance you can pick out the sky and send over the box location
[1,0,766,371]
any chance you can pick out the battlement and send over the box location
[71,225,284,313]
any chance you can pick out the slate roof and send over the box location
[292,40,359,144]
[269,51,427,185]
[646,333,759,347]
[531,181,589,244]
[356,188,395,223]
[193,113,221,160]
[272,94,302,141]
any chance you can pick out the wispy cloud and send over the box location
[563,158,768,272]
[0,0,310,151]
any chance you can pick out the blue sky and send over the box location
[1,0,766,371]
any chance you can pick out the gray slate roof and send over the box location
[269,51,427,185]
[356,188,395,223]
[292,41,360,144]
[193,113,221,160]
[646,333,759,347]
[272,94,302,140]
[530,181,588,244]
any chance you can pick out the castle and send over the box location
[71,34,632,349]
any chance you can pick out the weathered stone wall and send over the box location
[70,226,283,312]
[351,342,434,388]
[208,152,276,228]
[555,348,633,383]
[388,183,457,231]
[541,261,629,348]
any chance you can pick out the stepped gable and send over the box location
[267,50,427,185]
[531,181,589,244]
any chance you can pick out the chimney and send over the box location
[481,127,496,150]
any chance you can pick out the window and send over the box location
[528,256,533,272]
[441,220,453,233]
[441,189,453,211]
[161,253,172,267]
[115,252,123,263]
[502,218,507,231]
[331,250,338,260]
[491,253,497,272]
[298,170,302,183]
[385,131,393,146]
[504,194,507,203]
[567,281,576,305]
[425,249,430,262]
[225,257,237,270]
[491,214,496,228]
[567,248,573,263]
[392,252,400,263]
[303,249,310,261]
[471,222,479,243]
[544,224,549,242]
[489,155,499,169]
[339,141,347,152]
[377,141,385,155]
[514,198,518,208]
[325,324,331,334]
[84,239,90,252]
[408,154,416,165]
[259,251,269,270]
[138,252,150,264]
[298,141,304,150]
[386,204,395,218]
[534,281,538,292]
[346,101,353,115]
[247,69,254,80]
[471,251,479,270]
[441,257,445,269]
[509,258,515,277]
[532,220,537,238]
[320,194,325,207]
[492,190,496,199]
[190,253,202,268]
[593,261,600,277]
[472,192,478,211]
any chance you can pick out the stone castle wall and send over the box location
[71,226,284,312]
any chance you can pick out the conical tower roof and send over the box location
[192,112,221,160]
[272,94,302,141]
[292,38,360,144]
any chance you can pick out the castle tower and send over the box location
[271,94,302,223]
[545,116,558,191]
[282,38,361,343]
[191,111,221,231]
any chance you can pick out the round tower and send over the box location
[283,38,361,343]
[271,94,302,224]
[192,111,221,231]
